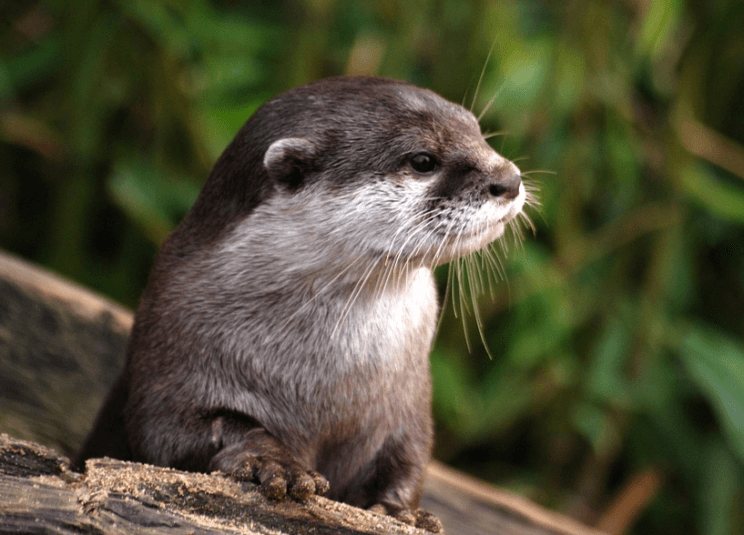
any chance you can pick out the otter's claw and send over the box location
[231,456,328,501]
[210,440,329,502]
[412,509,444,533]
[369,503,443,533]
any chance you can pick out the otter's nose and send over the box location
[487,163,522,200]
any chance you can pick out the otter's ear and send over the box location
[264,137,319,189]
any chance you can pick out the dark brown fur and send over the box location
[76,76,525,533]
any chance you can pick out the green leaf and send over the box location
[2,36,62,96]
[572,401,619,455]
[506,284,574,369]
[699,440,742,535]
[605,110,641,213]
[553,42,586,119]
[200,56,264,102]
[431,348,474,434]
[477,367,534,440]
[199,101,263,160]
[121,0,192,60]
[107,160,200,245]
[432,348,535,443]
[679,163,744,223]
[629,345,704,480]
[635,0,683,61]
[586,317,633,408]
[679,323,744,463]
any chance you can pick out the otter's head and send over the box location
[191,76,532,275]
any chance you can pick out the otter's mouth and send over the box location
[374,181,528,269]
[457,186,528,262]
[435,181,527,261]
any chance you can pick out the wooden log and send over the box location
[0,433,426,534]
[0,250,606,535]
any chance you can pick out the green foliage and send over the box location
[2,1,743,533]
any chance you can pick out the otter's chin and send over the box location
[400,220,504,268]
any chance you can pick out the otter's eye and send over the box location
[409,152,439,174]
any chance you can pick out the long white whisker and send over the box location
[519,169,556,178]
[389,213,440,289]
[477,81,505,123]
[482,130,509,141]
[435,263,453,336]
[471,38,498,113]
[465,251,495,359]
[456,258,473,353]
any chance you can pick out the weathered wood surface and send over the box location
[0,250,606,535]
[0,433,430,534]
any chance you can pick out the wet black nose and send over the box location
[487,165,521,200]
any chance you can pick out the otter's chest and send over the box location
[202,263,438,458]
[301,268,439,480]
[304,266,438,411]
[268,267,438,439]
[333,267,438,369]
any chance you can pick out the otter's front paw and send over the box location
[210,442,329,502]
[369,504,443,533]
[237,456,329,501]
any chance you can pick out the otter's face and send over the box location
[255,77,530,272]
[368,93,527,266]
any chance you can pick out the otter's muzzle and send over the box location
[487,161,522,201]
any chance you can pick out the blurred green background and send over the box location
[2,0,743,533]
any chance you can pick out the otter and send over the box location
[74,76,528,532]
